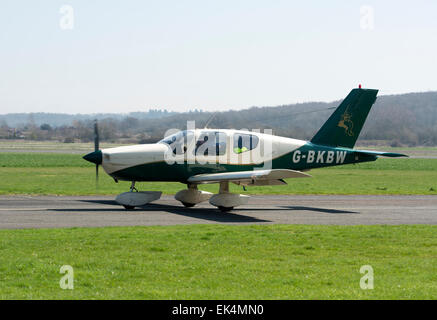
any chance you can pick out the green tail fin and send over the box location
[311,88,378,148]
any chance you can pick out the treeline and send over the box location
[1,91,436,146]
[0,109,178,128]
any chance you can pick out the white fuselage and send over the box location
[100,129,306,177]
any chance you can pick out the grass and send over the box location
[0,224,436,299]
[0,140,125,152]
[356,145,437,151]
[0,152,88,168]
[0,153,436,195]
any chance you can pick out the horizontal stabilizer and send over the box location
[354,150,408,158]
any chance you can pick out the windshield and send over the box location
[158,130,194,155]
[159,130,193,145]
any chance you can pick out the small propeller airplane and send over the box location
[83,87,407,211]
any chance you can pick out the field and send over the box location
[0,224,435,299]
[0,152,436,195]
[0,140,124,153]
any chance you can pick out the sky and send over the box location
[1,0,437,114]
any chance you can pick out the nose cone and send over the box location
[83,150,102,165]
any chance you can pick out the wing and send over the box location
[187,169,311,186]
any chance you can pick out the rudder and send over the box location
[311,88,378,148]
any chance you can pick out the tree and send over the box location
[40,123,52,131]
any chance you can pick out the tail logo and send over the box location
[338,112,354,136]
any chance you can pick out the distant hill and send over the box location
[127,91,437,146]
[1,91,437,146]
[0,109,177,127]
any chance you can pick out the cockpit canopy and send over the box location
[159,130,259,156]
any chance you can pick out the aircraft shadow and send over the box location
[279,206,358,214]
[71,200,357,223]
[78,199,118,206]
[71,199,271,223]
[79,199,358,214]
[231,206,358,214]
[145,203,270,223]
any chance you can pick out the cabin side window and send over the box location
[194,131,227,156]
[233,133,259,154]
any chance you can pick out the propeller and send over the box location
[94,120,100,184]
[83,119,102,187]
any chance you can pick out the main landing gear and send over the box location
[174,184,213,208]
[175,181,249,212]
[115,181,162,210]
[209,181,249,212]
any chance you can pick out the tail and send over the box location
[311,87,378,148]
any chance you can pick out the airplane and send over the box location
[83,86,407,211]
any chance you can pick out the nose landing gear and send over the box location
[115,181,162,210]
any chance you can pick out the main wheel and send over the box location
[218,206,234,212]
[123,205,135,210]
[182,202,196,208]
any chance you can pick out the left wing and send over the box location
[187,169,311,186]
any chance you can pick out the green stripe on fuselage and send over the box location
[109,142,377,182]
[274,142,377,171]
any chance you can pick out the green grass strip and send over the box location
[0,225,436,299]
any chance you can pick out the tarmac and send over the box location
[0,195,436,229]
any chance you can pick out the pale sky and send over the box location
[1,0,437,114]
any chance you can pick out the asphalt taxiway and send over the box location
[0,195,436,229]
